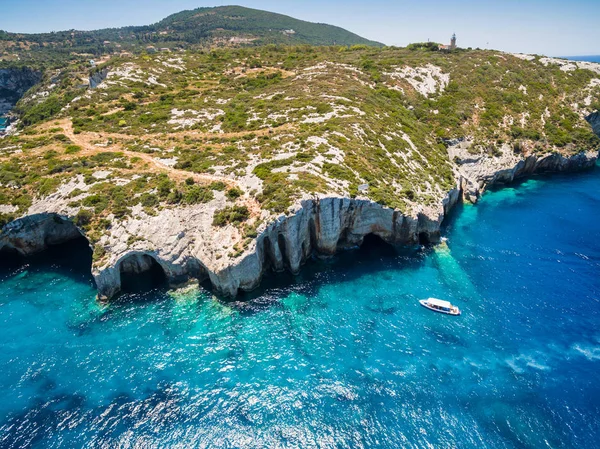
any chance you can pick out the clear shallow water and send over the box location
[1,168,600,448]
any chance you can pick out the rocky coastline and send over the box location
[0,68,43,116]
[1,148,597,300]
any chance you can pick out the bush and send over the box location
[122,101,137,111]
[65,144,82,154]
[36,177,60,196]
[140,193,159,207]
[20,95,64,127]
[75,209,93,227]
[213,205,250,227]
[209,181,226,191]
[183,185,214,204]
[226,187,243,200]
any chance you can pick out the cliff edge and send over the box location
[1,48,599,298]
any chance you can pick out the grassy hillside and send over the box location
[155,6,382,46]
[0,5,381,65]
[0,45,598,261]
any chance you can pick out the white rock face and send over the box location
[449,140,599,202]
[1,145,597,300]
[510,53,536,61]
[385,65,450,97]
[93,194,457,299]
[586,111,600,138]
[0,214,87,255]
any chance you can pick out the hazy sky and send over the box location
[1,0,598,56]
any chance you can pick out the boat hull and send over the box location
[419,300,461,316]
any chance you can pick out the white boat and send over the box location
[419,298,461,316]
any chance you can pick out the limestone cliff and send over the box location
[587,111,600,139]
[0,68,42,115]
[2,146,596,300]
[2,47,600,300]
[449,141,599,202]
[0,213,87,255]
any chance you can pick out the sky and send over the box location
[1,0,598,56]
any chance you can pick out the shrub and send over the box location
[36,177,60,196]
[20,95,64,127]
[226,187,243,200]
[140,193,159,207]
[75,209,93,227]
[209,181,227,191]
[122,101,137,111]
[213,205,250,227]
[65,144,82,154]
[183,185,214,204]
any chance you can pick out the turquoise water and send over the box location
[1,168,600,448]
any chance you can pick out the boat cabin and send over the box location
[427,298,454,312]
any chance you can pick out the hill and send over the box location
[0,5,382,65]
[154,6,382,46]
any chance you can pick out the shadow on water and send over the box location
[0,380,186,449]
[0,237,95,286]
[224,234,427,314]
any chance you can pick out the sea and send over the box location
[3,140,600,448]
[562,55,600,63]
[1,164,599,448]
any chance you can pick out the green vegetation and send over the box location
[0,5,381,65]
[1,43,598,252]
[213,205,250,227]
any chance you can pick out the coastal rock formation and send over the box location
[92,194,456,299]
[0,68,42,115]
[0,147,596,299]
[204,194,458,298]
[587,111,600,138]
[449,141,598,202]
[0,213,87,256]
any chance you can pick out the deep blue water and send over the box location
[562,55,600,63]
[1,167,600,448]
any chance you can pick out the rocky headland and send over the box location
[1,47,599,299]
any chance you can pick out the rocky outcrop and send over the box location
[0,213,87,256]
[450,141,598,202]
[204,194,458,298]
[92,194,458,299]
[0,68,42,115]
[89,68,109,89]
[587,111,600,138]
[0,150,596,301]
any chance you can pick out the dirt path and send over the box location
[60,119,236,186]
[59,119,265,217]
[67,121,295,142]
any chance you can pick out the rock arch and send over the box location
[118,252,168,294]
[0,213,93,276]
[0,244,24,269]
[0,213,91,258]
